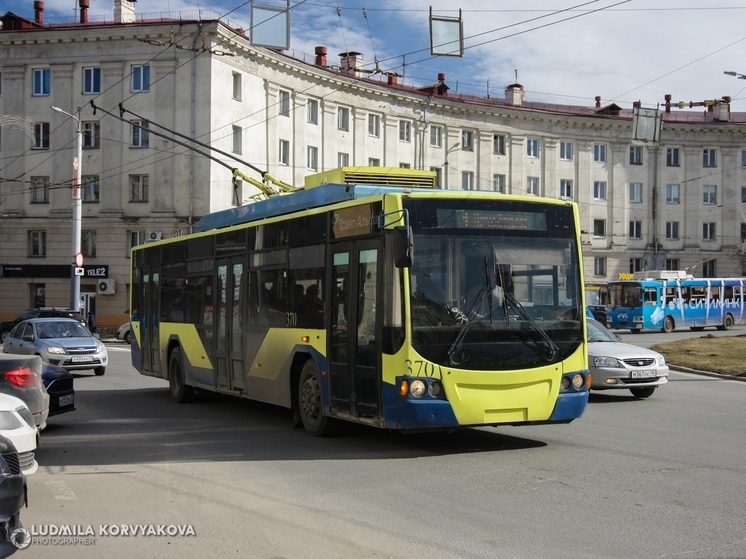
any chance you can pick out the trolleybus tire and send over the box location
[690,326,705,331]
[169,349,196,403]
[630,328,642,334]
[630,386,656,399]
[717,314,734,331]
[661,316,675,333]
[298,359,338,437]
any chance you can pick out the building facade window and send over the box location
[430,125,442,148]
[461,171,475,190]
[28,231,46,257]
[527,176,539,195]
[131,120,149,147]
[400,163,411,169]
[666,184,680,204]
[33,122,50,150]
[559,141,573,160]
[30,177,49,204]
[665,221,679,240]
[702,260,716,277]
[527,138,539,158]
[81,231,96,258]
[368,157,380,166]
[431,167,442,189]
[593,181,606,200]
[461,130,474,151]
[629,258,643,273]
[278,140,289,165]
[629,182,642,202]
[702,149,717,167]
[593,219,606,237]
[131,65,150,92]
[337,107,350,131]
[629,146,642,165]
[232,72,241,100]
[666,147,680,166]
[82,121,100,149]
[703,222,716,241]
[399,120,411,142]
[307,146,318,171]
[278,90,290,117]
[493,174,505,193]
[742,150,746,168]
[560,179,572,199]
[232,126,242,154]
[129,174,149,202]
[82,175,100,203]
[666,259,680,271]
[307,99,318,124]
[742,186,746,203]
[368,113,380,137]
[83,67,101,94]
[493,134,506,155]
[338,152,349,167]
[703,185,717,204]
[629,220,642,240]
[593,143,606,162]
[32,68,50,96]
[594,257,606,276]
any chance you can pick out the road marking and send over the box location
[46,480,77,500]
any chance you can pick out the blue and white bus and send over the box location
[606,272,746,333]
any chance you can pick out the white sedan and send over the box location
[587,318,669,398]
[0,392,38,474]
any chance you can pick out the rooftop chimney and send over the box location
[114,0,136,24]
[339,51,363,78]
[315,46,327,68]
[505,83,524,107]
[595,96,601,108]
[387,73,399,86]
[34,1,44,24]
[633,101,641,109]
[716,96,731,122]
[79,0,89,24]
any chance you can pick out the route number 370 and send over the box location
[404,359,449,379]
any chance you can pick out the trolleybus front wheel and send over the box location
[298,360,338,437]
[661,316,675,333]
[169,349,196,403]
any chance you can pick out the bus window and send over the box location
[643,288,657,304]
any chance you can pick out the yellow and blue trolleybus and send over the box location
[130,167,590,435]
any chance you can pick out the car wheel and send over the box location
[661,316,674,333]
[298,359,338,436]
[0,330,8,343]
[94,366,106,376]
[169,349,196,403]
[630,386,656,398]
[630,328,642,334]
[124,330,131,344]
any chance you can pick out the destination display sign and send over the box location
[436,209,548,231]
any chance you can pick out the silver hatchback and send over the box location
[587,318,668,398]
[3,318,108,376]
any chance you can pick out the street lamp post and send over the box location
[51,106,83,313]
[443,142,460,190]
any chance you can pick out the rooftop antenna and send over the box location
[515,69,518,83]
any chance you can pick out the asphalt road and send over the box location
[16,337,746,559]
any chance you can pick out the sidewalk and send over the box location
[668,364,746,382]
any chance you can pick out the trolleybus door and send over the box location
[328,241,381,419]
[214,258,246,392]
[139,269,161,374]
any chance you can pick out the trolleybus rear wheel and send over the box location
[717,314,734,331]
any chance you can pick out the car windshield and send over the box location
[37,321,90,339]
[587,319,618,343]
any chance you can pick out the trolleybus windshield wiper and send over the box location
[447,258,494,365]
[503,293,560,363]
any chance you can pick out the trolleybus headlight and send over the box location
[561,376,571,391]
[572,373,584,390]
[428,381,442,398]
[410,380,426,398]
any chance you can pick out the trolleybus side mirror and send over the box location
[393,226,413,268]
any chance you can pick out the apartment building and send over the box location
[1,1,745,328]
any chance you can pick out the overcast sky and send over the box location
[22,0,746,111]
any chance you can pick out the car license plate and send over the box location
[71,356,93,363]
[59,394,74,407]
[631,370,656,378]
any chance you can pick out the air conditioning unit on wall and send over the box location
[97,279,116,295]
[147,231,162,242]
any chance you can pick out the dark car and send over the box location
[41,363,75,417]
[0,434,27,557]
[0,356,49,430]
[0,309,85,343]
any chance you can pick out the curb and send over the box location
[669,365,746,382]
